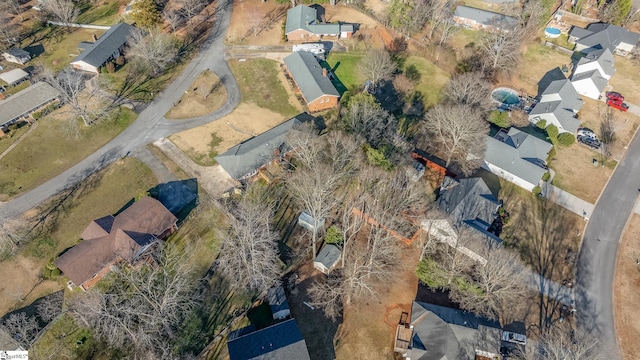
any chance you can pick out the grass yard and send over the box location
[512,43,571,96]
[228,58,299,117]
[326,53,363,93]
[103,60,189,102]
[166,71,228,120]
[0,125,31,155]
[609,56,640,105]
[0,82,30,97]
[403,55,450,108]
[544,33,575,50]
[23,27,106,71]
[76,0,125,25]
[0,107,136,201]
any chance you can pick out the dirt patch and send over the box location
[165,71,227,119]
[226,0,287,45]
[0,256,62,315]
[615,214,640,360]
[364,0,389,16]
[169,103,291,156]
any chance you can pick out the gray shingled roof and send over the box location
[529,99,581,133]
[285,5,319,34]
[572,23,640,51]
[0,68,29,86]
[314,244,341,270]
[438,176,499,226]
[71,23,133,67]
[284,51,339,103]
[267,286,290,317]
[227,319,311,360]
[571,69,608,94]
[410,301,502,360]
[0,82,60,127]
[576,48,615,77]
[215,113,315,179]
[485,128,552,186]
[454,5,518,28]
[540,79,583,111]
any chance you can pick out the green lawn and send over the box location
[76,0,123,25]
[325,53,363,93]
[544,33,575,50]
[403,55,450,107]
[228,58,299,117]
[0,82,30,97]
[23,28,106,71]
[0,107,137,201]
[0,124,30,154]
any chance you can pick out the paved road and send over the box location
[0,0,239,219]
[575,123,640,353]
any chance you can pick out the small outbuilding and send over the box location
[2,48,31,65]
[266,285,291,320]
[298,210,325,233]
[0,69,30,87]
[313,244,341,274]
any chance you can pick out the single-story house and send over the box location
[54,196,178,290]
[285,5,354,41]
[407,301,503,360]
[569,22,640,55]
[570,48,615,100]
[2,48,31,65]
[529,79,583,133]
[215,113,315,180]
[0,82,60,129]
[314,244,341,274]
[453,6,518,32]
[71,23,134,74]
[483,128,553,192]
[267,285,291,320]
[284,51,340,112]
[0,68,30,87]
[227,318,311,360]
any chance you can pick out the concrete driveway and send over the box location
[0,0,239,219]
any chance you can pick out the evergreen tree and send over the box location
[131,0,161,29]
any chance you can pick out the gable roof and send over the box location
[286,5,319,34]
[71,23,134,67]
[215,113,315,179]
[571,69,608,94]
[438,176,499,225]
[0,68,29,85]
[410,301,502,360]
[576,48,615,77]
[539,79,584,111]
[227,319,311,360]
[571,23,640,51]
[314,244,341,269]
[55,196,177,286]
[485,128,552,186]
[0,82,60,127]
[529,99,582,133]
[453,5,518,28]
[284,51,339,103]
[266,285,290,316]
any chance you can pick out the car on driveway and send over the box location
[606,91,624,102]
[577,128,597,139]
[577,135,601,149]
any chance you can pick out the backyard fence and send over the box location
[542,41,574,55]
[46,21,111,30]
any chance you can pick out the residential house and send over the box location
[313,244,341,274]
[570,48,615,100]
[267,285,291,320]
[284,51,340,112]
[0,82,60,130]
[453,6,518,32]
[71,23,134,74]
[0,69,30,87]
[54,196,178,290]
[483,128,553,192]
[227,318,311,360]
[2,48,31,65]
[528,79,583,133]
[404,301,503,360]
[569,22,640,55]
[285,5,354,41]
[215,113,315,180]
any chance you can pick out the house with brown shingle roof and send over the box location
[55,196,178,290]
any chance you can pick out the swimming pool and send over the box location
[545,27,562,38]
[491,88,520,106]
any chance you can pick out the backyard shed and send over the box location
[267,285,291,320]
[314,244,341,274]
[298,210,325,233]
[0,69,30,87]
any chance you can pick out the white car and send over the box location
[577,128,597,140]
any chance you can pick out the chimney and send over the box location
[322,68,327,77]
[92,34,98,42]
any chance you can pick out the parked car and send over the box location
[577,135,601,149]
[606,91,624,103]
[577,128,597,139]
[606,98,629,112]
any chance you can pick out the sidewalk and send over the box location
[541,181,594,219]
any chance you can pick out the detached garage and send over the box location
[0,69,30,87]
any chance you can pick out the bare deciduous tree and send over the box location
[163,9,185,33]
[218,196,281,295]
[527,325,609,360]
[127,29,178,77]
[0,217,28,259]
[0,0,24,21]
[443,72,492,111]
[0,22,21,50]
[247,7,264,37]
[358,49,397,89]
[70,245,201,358]
[39,0,79,27]
[1,312,40,348]
[599,107,617,161]
[421,104,488,175]
[178,0,208,21]
[36,294,64,322]
[341,93,398,148]
[478,28,524,73]
[392,74,415,99]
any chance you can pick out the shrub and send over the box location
[536,119,547,129]
[546,146,556,163]
[542,172,551,181]
[532,185,542,195]
[404,64,421,82]
[324,225,343,245]
[100,66,108,74]
[366,146,393,170]
[106,61,116,73]
[487,110,510,128]
[416,258,449,289]
[557,132,575,146]
[546,124,559,144]
[115,55,125,66]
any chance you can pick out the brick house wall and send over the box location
[287,29,320,41]
[307,95,339,112]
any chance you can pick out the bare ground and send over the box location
[165,71,227,119]
[0,256,63,315]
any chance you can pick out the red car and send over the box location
[606,98,629,112]
[606,91,624,103]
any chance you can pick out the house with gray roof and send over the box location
[227,318,311,360]
[2,48,31,65]
[407,301,502,360]
[215,113,315,180]
[314,244,341,274]
[0,82,60,129]
[0,68,30,87]
[569,22,640,55]
[284,51,340,112]
[529,79,583,133]
[285,5,354,41]
[570,48,615,100]
[71,23,134,74]
[453,6,518,32]
[483,128,553,192]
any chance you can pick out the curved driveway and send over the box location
[576,126,640,353]
[0,0,239,219]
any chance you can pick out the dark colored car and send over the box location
[577,135,601,149]
[606,91,624,103]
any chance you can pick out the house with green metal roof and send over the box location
[285,5,354,41]
[284,51,340,112]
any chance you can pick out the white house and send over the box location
[528,79,583,133]
[313,244,341,274]
[71,23,134,74]
[570,48,615,100]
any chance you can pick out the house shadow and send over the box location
[24,43,45,58]
[148,178,199,222]
[310,4,326,22]
[470,168,502,200]
[536,68,568,98]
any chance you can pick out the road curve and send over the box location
[0,0,239,219]
[575,126,640,354]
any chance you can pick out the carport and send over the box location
[0,69,30,87]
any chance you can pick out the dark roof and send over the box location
[55,196,177,286]
[438,176,499,225]
[154,180,198,215]
[266,285,290,316]
[410,301,502,360]
[453,6,518,29]
[71,23,133,67]
[570,23,640,51]
[215,113,315,179]
[284,51,339,103]
[0,82,60,127]
[227,319,311,360]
